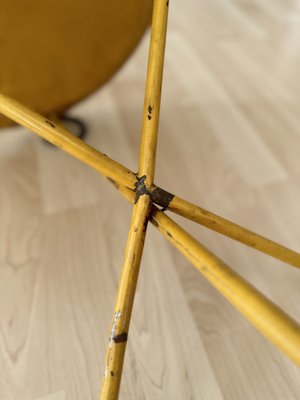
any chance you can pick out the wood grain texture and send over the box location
[1,0,300,398]
[36,393,65,400]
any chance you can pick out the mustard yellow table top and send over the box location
[0,0,152,126]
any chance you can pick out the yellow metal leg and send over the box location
[99,195,151,399]
[100,1,170,398]
[167,195,300,268]
[151,208,300,366]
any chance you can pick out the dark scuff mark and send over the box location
[134,175,151,203]
[110,371,115,377]
[166,231,173,239]
[113,332,128,344]
[151,187,175,210]
[45,119,55,128]
[166,0,169,7]
[148,105,153,120]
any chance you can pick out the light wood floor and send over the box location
[1,0,300,399]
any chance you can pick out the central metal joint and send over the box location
[134,175,151,203]
[134,175,175,210]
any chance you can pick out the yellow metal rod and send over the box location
[99,195,151,400]
[0,93,136,190]
[100,1,170,398]
[150,208,300,366]
[108,184,300,366]
[1,93,300,269]
[138,0,169,187]
[167,195,300,269]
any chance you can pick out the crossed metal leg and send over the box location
[0,1,299,399]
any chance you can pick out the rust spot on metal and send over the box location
[151,186,175,210]
[113,332,128,344]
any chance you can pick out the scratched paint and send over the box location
[109,311,122,348]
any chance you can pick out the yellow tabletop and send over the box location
[0,0,152,126]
